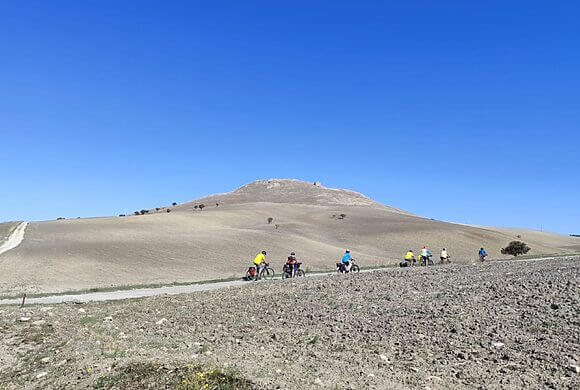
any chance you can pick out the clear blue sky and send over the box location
[1,1,579,234]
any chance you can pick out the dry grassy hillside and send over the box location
[0,179,577,296]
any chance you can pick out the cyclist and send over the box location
[440,248,449,263]
[420,246,432,265]
[286,252,298,276]
[253,251,267,280]
[404,249,416,266]
[341,249,352,272]
[479,247,487,262]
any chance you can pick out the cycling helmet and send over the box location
[262,250,267,255]
[290,252,295,256]
[346,249,350,253]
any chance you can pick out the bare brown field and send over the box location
[1,256,578,389]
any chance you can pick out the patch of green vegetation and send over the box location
[101,349,126,359]
[198,344,210,354]
[93,362,256,390]
[308,335,320,345]
[80,316,98,325]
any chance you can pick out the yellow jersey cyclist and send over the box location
[253,251,267,280]
[404,249,416,266]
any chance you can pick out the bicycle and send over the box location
[336,259,360,273]
[282,262,305,279]
[245,262,275,281]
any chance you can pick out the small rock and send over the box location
[379,354,389,362]
[19,317,31,322]
[550,303,560,310]
[36,372,47,379]
[314,378,324,386]
[32,320,46,326]
[103,316,113,322]
[492,342,505,349]
[40,307,53,312]
[156,318,168,325]
[40,357,51,364]
[276,369,282,374]
[569,365,580,374]
[78,308,86,314]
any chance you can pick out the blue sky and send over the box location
[0,1,578,234]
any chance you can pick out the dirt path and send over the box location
[0,255,570,306]
[0,221,27,256]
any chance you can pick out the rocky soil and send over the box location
[0,257,579,389]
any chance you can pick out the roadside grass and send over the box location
[93,362,256,390]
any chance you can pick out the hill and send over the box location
[0,179,578,296]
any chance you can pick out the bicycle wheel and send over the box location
[262,267,275,280]
[296,269,305,277]
[282,270,291,279]
[350,264,360,273]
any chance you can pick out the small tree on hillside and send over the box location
[194,205,198,209]
[339,213,347,219]
[172,202,177,206]
[501,241,530,257]
[216,203,219,207]
[198,204,205,211]
[267,217,274,224]
[166,209,171,213]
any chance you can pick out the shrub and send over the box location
[501,241,531,257]
[134,211,140,216]
[140,209,149,215]
[516,234,521,238]
[119,214,126,217]
[155,208,160,211]
[56,217,65,220]
[275,224,280,229]
[267,217,274,224]
[216,203,219,207]
[172,202,177,206]
[339,213,346,219]
[198,204,205,211]
[166,209,171,213]
[194,205,198,209]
